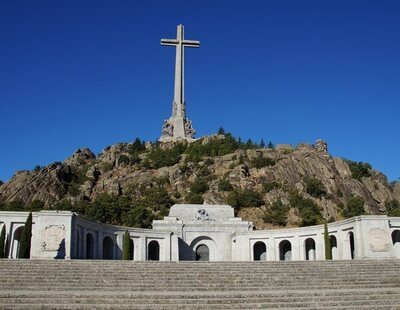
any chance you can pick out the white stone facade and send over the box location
[1,204,400,261]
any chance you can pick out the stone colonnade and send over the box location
[1,211,400,261]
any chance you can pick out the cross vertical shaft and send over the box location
[160,25,200,142]
[174,25,184,117]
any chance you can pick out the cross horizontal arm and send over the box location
[182,40,200,48]
[161,39,179,46]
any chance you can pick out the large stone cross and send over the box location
[159,25,200,142]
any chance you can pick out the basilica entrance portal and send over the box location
[190,237,216,261]
[195,244,209,261]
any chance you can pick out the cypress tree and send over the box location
[122,230,131,260]
[324,220,331,260]
[0,225,6,258]
[4,236,9,258]
[18,212,33,259]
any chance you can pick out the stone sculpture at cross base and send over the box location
[159,24,199,143]
[160,107,196,143]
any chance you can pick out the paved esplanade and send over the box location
[159,25,199,142]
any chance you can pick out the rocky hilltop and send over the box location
[1,134,399,229]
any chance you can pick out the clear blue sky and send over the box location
[0,0,399,182]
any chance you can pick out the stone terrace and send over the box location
[1,259,400,309]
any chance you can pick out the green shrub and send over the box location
[100,162,114,173]
[244,139,257,149]
[128,138,145,155]
[0,225,5,258]
[343,196,365,218]
[6,199,25,211]
[385,199,400,217]
[28,200,44,211]
[203,158,214,166]
[337,202,345,210]
[34,165,43,172]
[345,160,371,180]
[145,143,186,168]
[141,186,174,214]
[152,176,170,186]
[185,134,240,163]
[263,181,281,193]
[71,167,90,184]
[289,192,322,226]
[263,200,289,226]
[172,191,181,199]
[67,183,81,197]
[238,155,246,165]
[18,212,33,259]
[250,154,276,169]
[54,199,73,211]
[85,193,127,225]
[197,166,211,177]
[305,178,326,198]
[218,179,233,191]
[185,192,204,204]
[190,178,210,194]
[127,138,146,164]
[122,205,153,228]
[226,189,264,209]
[117,155,130,166]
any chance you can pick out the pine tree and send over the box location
[324,221,332,260]
[122,230,132,260]
[267,141,275,149]
[260,139,265,148]
[0,225,6,258]
[18,212,33,259]
[217,127,225,135]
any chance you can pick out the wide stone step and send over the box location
[2,279,398,287]
[2,284,398,293]
[1,259,400,309]
[1,302,399,310]
[2,272,396,278]
[2,291,400,304]
[0,266,400,276]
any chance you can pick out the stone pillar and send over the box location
[139,236,146,261]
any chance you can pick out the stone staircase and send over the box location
[0,259,400,309]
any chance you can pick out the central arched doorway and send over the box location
[190,237,217,261]
[253,241,267,261]
[195,244,209,261]
[148,240,160,260]
[279,240,292,261]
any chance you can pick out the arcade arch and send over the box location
[253,241,267,261]
[279,240,292,261]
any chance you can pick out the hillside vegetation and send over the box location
[1,132,399,229]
